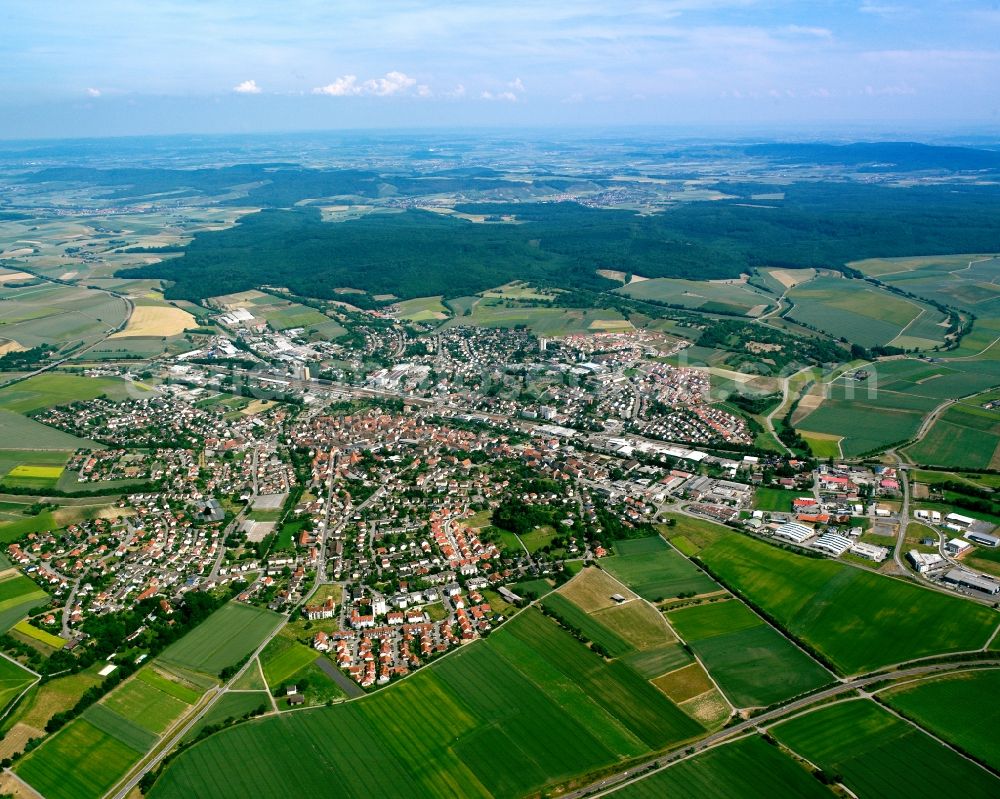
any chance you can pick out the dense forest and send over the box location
[119,181,1000,302]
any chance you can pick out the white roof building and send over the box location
[774,522,814,544]
[815,532,853,556]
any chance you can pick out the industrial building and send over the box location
[850,541,888,562]
[814,532,853,556]
[773,522,814,544]
[943,568,1000,595]
[908,550,945,574]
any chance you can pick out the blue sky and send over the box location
[4,1,1000,138]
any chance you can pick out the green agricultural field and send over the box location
[82,702,159,752]
[658,513,728,555]
[613,536,668,556]
[852,254,1000,319]
[0,574,48,632]
[101,675,191,735]
[603,541,718,601]
[393,295,450,322]
[136,667,203,704]
[752,487,798,512]
[12,619,64,649]
[0,449,70,480]
[1,663,104,734]
[786,275,946,349]
[881,669,1000,771]
[607,734,829,799]
[905,403,1000,469]
[772,700,1000,799]
[480,281,559,302]
[800,432,842,458]
[0,372,140,414]
[0,409,94,450]
[182,690,270,743]
[591,601,674,651]
[0,655,35,714]
[260,634,320,688]
[158,602,283,677]
[541,593,634,657]
[616,278,774,317]
[0,281,130,352]
[667,600,831,707]
[622,643,694,679]
[441,303,631,336]
[698,534,999,674]
[16,718,143,799]
[512,577,554,599]
[798,358,1000,456]
[149,609,703,799]
[0,510,63,544]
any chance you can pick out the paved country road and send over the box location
[562,658,1000,799]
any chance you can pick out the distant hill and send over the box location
[745,141,1000,171]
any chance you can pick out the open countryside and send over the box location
[1,21,1000,796]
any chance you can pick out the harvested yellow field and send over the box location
[0,340,24,356]
[589,318,633,331]
[653,662,715,703]
[111,304,195,338]
[559,567,636,612]
[767,267,816,289]
[0,271,33,284]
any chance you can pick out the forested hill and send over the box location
[744,141,1000,171]
[119,181,1000,303]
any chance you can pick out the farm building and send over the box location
[943,569,1000,595]
[946,512,976,528]
[773,522,814,544]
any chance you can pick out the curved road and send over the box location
[0,267,134,390]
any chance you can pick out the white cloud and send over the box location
[313,75,360,96]
[482,90,518,102]
[782,25,832,39]
[446,84,466,98]
[416,84,432,98]
[859,3,907,16]
[508,77,526,93]
[862,83,916,96]
[86,87,101,97]
[233,79,261,94]
[313,71,418,97]
[362,70,416,96]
